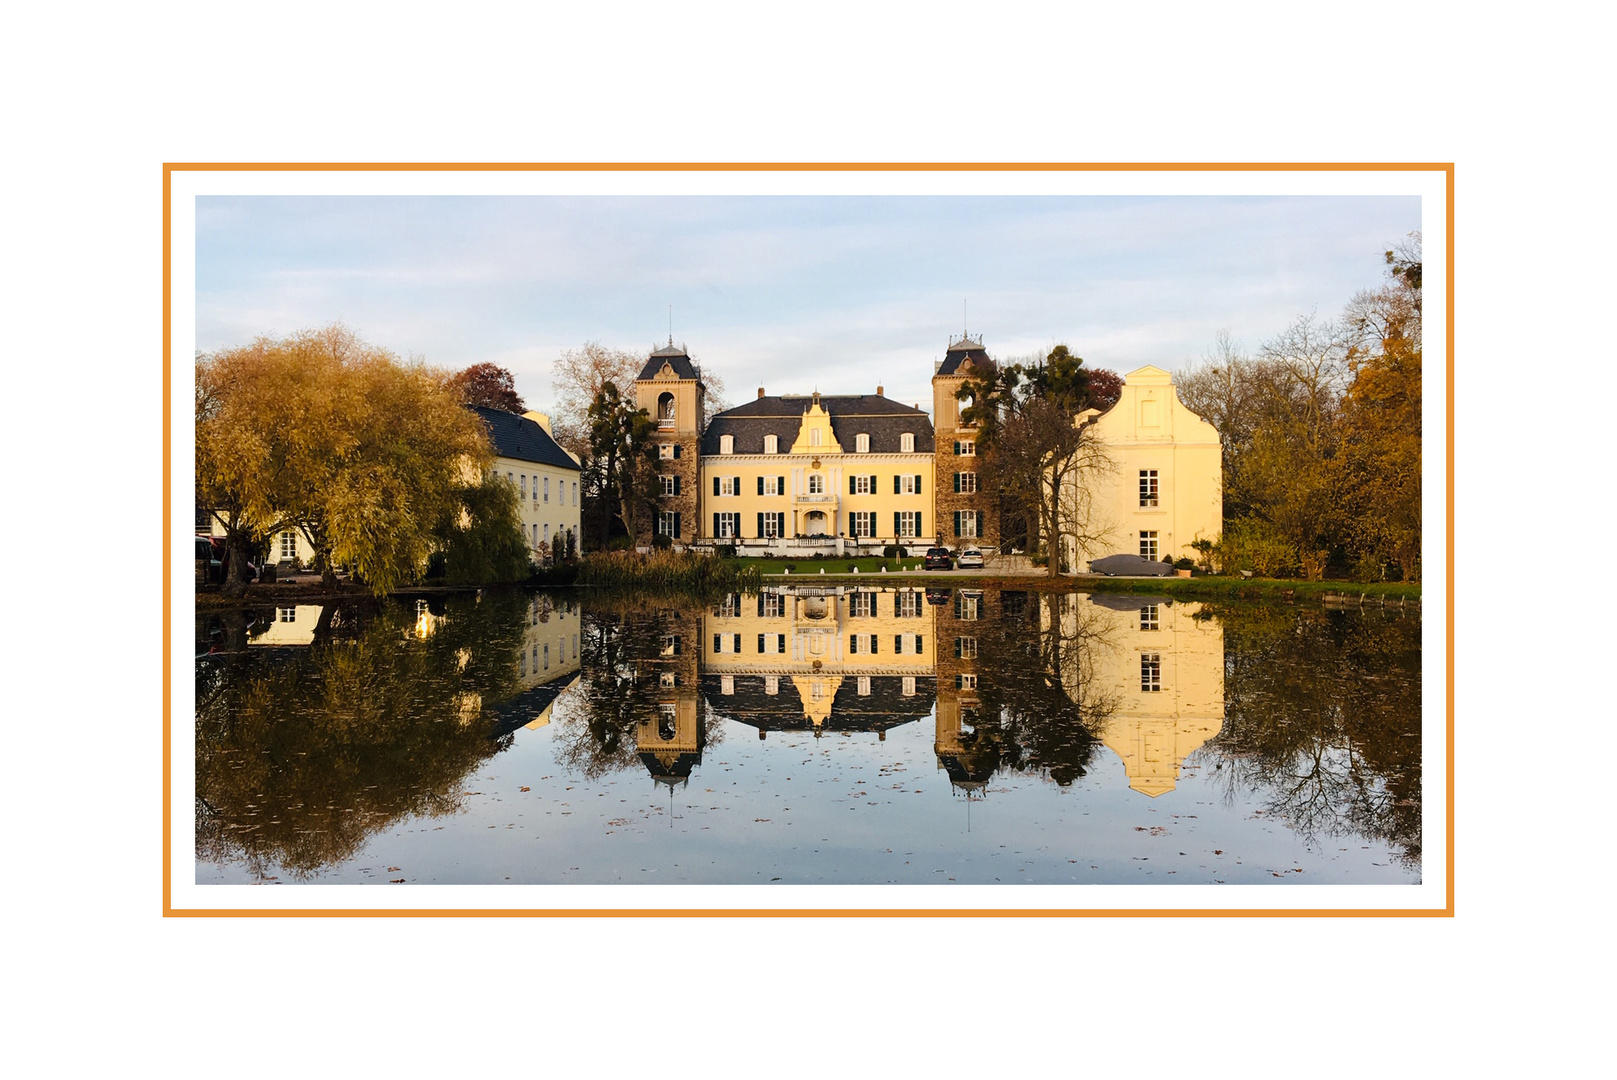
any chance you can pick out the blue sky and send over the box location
[196,194,1420,415]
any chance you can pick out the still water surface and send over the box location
[195,586,1420,886]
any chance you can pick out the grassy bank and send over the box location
[732,555,923,575]
[1077,575,1422,604]
[574,550,762,593]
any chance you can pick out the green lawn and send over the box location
[732,556,925,575]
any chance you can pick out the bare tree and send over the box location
[550,342,642,459]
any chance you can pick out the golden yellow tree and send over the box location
[197,325,492,597]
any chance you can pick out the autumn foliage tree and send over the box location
[197,325,493,597]
[449,362,525,413]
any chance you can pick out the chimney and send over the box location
[523,410,552,435]
[877,385,884,396]
[757,387,766,399]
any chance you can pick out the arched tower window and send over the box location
[657,392,675,426]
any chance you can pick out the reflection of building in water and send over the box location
[637,605,706,785]
[247,604,325,646]
[460,594,584,733]
[700,586,936,739]
[1074,595,1225,797]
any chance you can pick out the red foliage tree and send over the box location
[1084,368,1123,412]
[450,363,525,413]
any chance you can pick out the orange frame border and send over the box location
[164,162,1454,917]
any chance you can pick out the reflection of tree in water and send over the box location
[194,591,532,879]
[956,592,1116,788]
[1197,604,1421,867]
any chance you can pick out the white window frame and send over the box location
[856,433,869,453]
[716,513,739,538]
[520,475,527,499]
[958,472,977,494]
[1139,469,1158,508]
[720,476,738,496]
[957,440,975,456]
[898,512,919,538]
[661,474,677,497]
[899,474,917,494]
[543,476,550,503]
[958,510,979,539]
[764,475,781,495]
[851,511,875,537]
[764,434,778,454]
[720,434,734,454]
[808,473,824,494]
[853,474,872,495]
[762,513,781,539]
[657,510,677,537]
[279,530,297,559]
[811,427,822,447]
[659,443,675,460]
[1141,653,1162,692]
[1139,531,1159,560]
[901,433,915,452]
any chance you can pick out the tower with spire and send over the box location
[931,333,1000,549]
[634,338,706,547]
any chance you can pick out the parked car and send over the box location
[956,547,985,569]
[195,536,222,584]
[1087,553,1176,577]
[923,546,954,570]
[204,535,259,584]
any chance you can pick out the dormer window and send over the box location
[900,432,915,453]
[856,433,870,453]
[764,434,778,454]
[720,434,734,454]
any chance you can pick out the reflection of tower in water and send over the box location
[931,587,1001,798]
[636,606,705,789]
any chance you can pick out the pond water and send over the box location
[194,586,1421,887]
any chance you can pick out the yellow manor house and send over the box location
[633,335,1220,566]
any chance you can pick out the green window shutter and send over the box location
[757,634,765,652]
[953,441,960,455]
[757,512,764,537]
[954,511,961,537]
[916,634,923,651]
[673,444,681,459]
[713,476,720,496]
[849,635,857,654]
[953,472,960,492]
[673,475,681,495]
[777,633,785,652]
[674,512,680,538]
[871,635,877,654]
[894,512,901,536]
[954,637,962,658]
[915,474,922,495]
[713,634,721,653]
[893,474,900,494]
[894,635,902,653]
[757,593,765,616]
[713,513,720,536]
[778,475,785,495]
[850,475,856,494]
[758,476,764,495]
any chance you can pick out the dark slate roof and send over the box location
[482,671,581,740]
[936,335,998,378]
[471,406,580,472]
[701,394,934,455]
[701,674,936,733]
[637,343,701,382]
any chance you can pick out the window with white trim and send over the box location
[1139,470,1158,507]
[853,474,873,495]
[660,474,677,497]
[896,590,921,617]
[762,592,784,617]
[520,475,527,499]
[1141,653,1162,692]
[715,513,739,538]
[719,476,739,496]
[720,434,734,454]
[902,676,916,697]
[955,510,979,539]
[857,676,871,696]
[543,523,550,545]
[850,511,875,537]
[765,676,779,695]
[278,606,296,622]
[955,472,977,494]
[543,476,550,502]
[662,634,681,656]
[1140,604,1159,631]
[856,433,869,453]
[659,443,675,460]
[764,475,781,495]
[897,512,920,538]
[764,434,778,454]
[1139,531,1159,560]
[279,530,297,559]
[712,632,742,654]
[899,474,918,494]
[657,511,678,537]
[955,636,978,659]
[956,440,975,456]
[808,474,824,494]
[721,675,735,695]
[849,591,875,617]
[901,433,915,452]
[957,673,978,690]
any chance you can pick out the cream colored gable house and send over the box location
[472,406,583,563]
[1064,365,1222,570]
